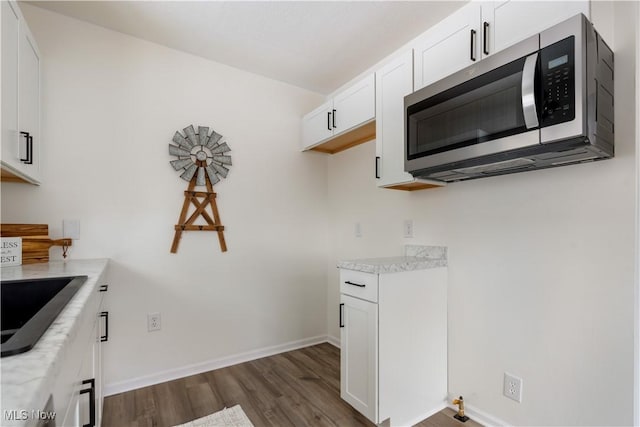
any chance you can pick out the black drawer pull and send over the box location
[99,284,108,292]
[470,29,477,61]
[100,311,109,342]
[483,21,490,55]
[80,378,96,427]
[345,280,366,288]
[25,135,33,164]
[339,303,344,328]
[19,132,30,162]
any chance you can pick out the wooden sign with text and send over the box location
[1,237,22,266]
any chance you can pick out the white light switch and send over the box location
[63,220,80,240]
[403,220,414,238]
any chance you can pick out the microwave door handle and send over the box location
[521,52,539,129]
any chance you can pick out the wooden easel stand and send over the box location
[170,168,227,253]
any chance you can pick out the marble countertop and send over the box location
[337,245,447,274]
[0,259,109,427]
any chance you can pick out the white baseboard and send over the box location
[402,402,447,427]
[326,334,340,348]
[104,334,329,396]
[446,402,511,427]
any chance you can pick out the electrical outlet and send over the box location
[355,222,362,238]
[147,312,161,332]
[403,220,413,238]
[503,372,523,402]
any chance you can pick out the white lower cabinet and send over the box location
[56,278,108,427]
[340,293,378,421]
[339,267,447,426]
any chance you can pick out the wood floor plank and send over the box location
[414,407,483,427]
[250,356,343,427]
[184,380,219,420]
[103,343,481,427]
[152,380,194,426]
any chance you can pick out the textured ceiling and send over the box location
[26,1,466,94]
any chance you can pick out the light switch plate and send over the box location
[403,220,414,238]
[63,220,80,240]
[355,222,362,238]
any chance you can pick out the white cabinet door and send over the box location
[340,294,378,423]
[94,293,107,427]
[413,3,481,90]
[301,100,333,149]
[61,322,96,427]
[1,1,20,169]
[1,1,41,184]
[332,73,375,134]
[301,73,374,151]
[485,1,589,56]
[17,20,41,180]
[375,51,414,188]
[78,326,97,427]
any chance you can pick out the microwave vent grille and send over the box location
[452,158,535,175]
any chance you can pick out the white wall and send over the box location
[1,5,329,391]
[327,2,637,426]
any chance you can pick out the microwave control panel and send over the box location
[539,36,575,127]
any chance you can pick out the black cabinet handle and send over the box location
[483,22,490,55]
[470,29,477,61]
[100,311,109,342]
[327,111,332,131]
[332,109,336,129]
[80,379,96,427]
[25,135,33,164]
[99,284,108,292]
[375,156,380,179]
[19,132,30,162]
[339,303,344,328]
[345,280,366,288]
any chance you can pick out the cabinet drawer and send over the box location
[340,269,378,303]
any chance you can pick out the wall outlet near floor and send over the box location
[147,312,161,332]
[403,219,413,238]
[503,372,523,402]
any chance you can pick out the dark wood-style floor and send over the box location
[103,343,481,427]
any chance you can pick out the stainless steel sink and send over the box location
[1,276,87,357]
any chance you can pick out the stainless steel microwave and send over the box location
[405,14,614,183]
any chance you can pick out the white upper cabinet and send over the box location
[1,0,41,184]
[483,1,590,57]
[375,51,414,188]
[301,73,375,152]
[413,3,481,91]
[413,1,589,91]
[302,100,334,150]
[332,74,375,134]
[375,51,443,191]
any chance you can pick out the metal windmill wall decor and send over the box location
[168,125,231,253]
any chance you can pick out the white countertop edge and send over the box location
[337,257,447,274]
[0,259,110,426]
